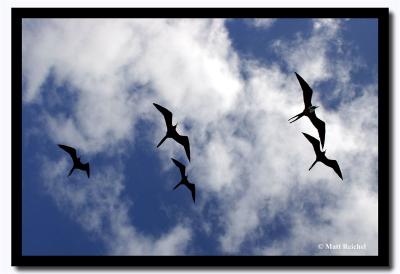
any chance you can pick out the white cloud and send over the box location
[23,18,378,255]
[208,20,377,254]
[270,18,364,92]
[41,156,192,255]
[250,19,276,29]
[22,19,242,155]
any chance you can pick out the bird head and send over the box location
[308,105,319,113]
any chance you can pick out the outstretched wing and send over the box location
[308,112,326,148]
[171,158,186,178]
[302,132,321,156]
[83,163,90,178]
[58,144,78,162]
[323,158,343,180]
[153,103,173,127]
[295,72,313,108]
[186,182,196,203]
[174,134,191,162]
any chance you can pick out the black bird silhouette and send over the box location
[302,133,343,180]
[289,72,326,148]
[171,158,195,203]
[153,103,191,161]
[58,144,90,178]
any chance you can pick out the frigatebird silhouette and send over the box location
[302,133,343,180]
[289,72,326,148]
[171,158,195,203]
[153,103,191,161]
[58,144,90,178]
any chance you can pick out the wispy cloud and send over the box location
[41,156,192,255]
[249,19,277,29]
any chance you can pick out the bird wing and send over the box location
[83,163,90,178]
[323,158,343,180]
[308,112,326,148]
[302,132,321,156]
[174,134,191,162]
[187,182,196,203]
[295,72,313,108]
[153,103,173,127]
[58,144,78,162]
[171,158,186,178]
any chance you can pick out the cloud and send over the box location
[23,18,378,255]
[22,19,242,155]
[270,18,365,92]
[40,156,192,255]
[209,19,378,255]
[23,18,241,255]
[249,19,276,29]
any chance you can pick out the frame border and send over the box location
[12,7,390,267]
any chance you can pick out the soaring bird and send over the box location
[289,72,326,148]
[153,103,191,161]
[171,158,195,203]
[58,144,90,178]
[302,133,343,180]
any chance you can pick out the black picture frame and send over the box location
[12,7,390,267]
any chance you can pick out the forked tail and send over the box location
[68,166,75,176]
[309,159,318,171]
[173,182,183,190]
[157,135,168,148]
[288,113,303,123]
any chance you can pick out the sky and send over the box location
[21,18,379,256]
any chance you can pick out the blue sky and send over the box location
[22,18,378,256]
